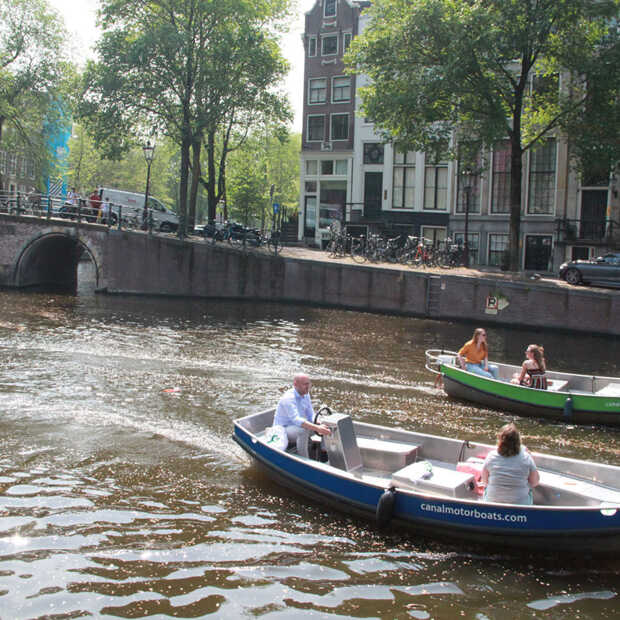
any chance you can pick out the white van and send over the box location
[98,187,179,232]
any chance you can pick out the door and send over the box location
[580,190,607,239]
[364,172,382,219]
[524,235,552,271]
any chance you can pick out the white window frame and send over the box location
[308,36,317,57]
[321,34,338,57]
[330,113,349,141]
[308,78,327,104]
[331,76,351,103]
[307,115,325,142]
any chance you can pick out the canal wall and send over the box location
[101,233,620,337]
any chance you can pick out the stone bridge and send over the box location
[1,213,619,336]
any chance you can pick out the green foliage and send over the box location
[0,0,70,188]
[348,0,620,270]
[67,124,177,209]
[77,0,293,233]
[226,130,300,227]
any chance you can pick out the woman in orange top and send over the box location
[457,328,499,379]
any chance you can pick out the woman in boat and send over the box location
[457,328,499,379]
[481,423,540,505]
[511,344,547,389]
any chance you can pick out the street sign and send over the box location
[272,203,279,214]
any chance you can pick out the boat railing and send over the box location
[424,349,459,375]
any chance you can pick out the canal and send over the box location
[0,264,618,618]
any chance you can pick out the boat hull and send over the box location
[233,423,620,554]
[442,365,620,426]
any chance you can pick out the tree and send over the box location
[78,0,291,237]
[0,0,68,190]
[67,124,176,206]
[226,129,300,228]
[348,0,620,271]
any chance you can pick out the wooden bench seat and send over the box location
[547,379,569,392]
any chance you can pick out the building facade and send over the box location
[298,0,619,271]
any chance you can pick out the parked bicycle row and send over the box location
[326,228,467,268]
[198,221,283,254]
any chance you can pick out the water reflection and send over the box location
[0,286,618,618]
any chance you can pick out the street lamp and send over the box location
[142,141,155,231]
[461,167,472,268]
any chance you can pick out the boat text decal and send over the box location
[421,502,527,524]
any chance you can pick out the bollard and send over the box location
[563,397,573,422]
[118,206,122,230]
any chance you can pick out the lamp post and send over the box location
[461,167,472,268]
[142,141,155,231]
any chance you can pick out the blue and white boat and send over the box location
[233,408,620,554]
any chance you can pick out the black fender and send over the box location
[376,487,396,528]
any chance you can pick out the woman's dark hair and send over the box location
[527,344,546,372]
[497,422,521,457]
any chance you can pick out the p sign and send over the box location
[272,203,279,214]
[485,295,499,315]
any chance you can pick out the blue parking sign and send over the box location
[272,203,279,214]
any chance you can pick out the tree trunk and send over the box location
[178,116,192,239]
[206,130,218,223]
[188,138,201,232]
[509,132,523,272]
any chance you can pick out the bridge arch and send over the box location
[12,232,100,292]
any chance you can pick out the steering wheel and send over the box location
[308,406,332,461]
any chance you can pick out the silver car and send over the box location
[559,252,620,288]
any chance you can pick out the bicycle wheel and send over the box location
[350,239,367,263]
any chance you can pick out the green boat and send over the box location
[425,349,620,426]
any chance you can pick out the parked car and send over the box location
[559,252,620,288]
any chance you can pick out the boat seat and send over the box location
[535,470,620,506]
[595,383,620,397]
[547,379,569,392]
[356,437,419,471]
[392,461,476,499]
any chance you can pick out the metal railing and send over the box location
[556,218,619,243]
[0,190,156,233]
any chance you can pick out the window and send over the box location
[27,159,35,179]
[324,0,336,17]
[332,76,351,103]
[304,196,317,238]
[528,138,556,214]
[488,233,509,266]
[491,140,511,214]
[331,113,349,140]
[344,33,352,51]
[334,160,347,175]
[20,156,27,176]
[306,160,318,175]
[308,78,327,104]
[392,150,415,209]
[364,143,384,164]
[305,180,317,193]
[421,227,447,246]
[322,35,338,56]
[424,159,448,210]
[8,153,17,175]
[308,36,317,57]
[321,160,334,175]
[453,232,479,264]
[307,115,325,141]
[0,150,6,174]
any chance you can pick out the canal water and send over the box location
[0,264,619,618]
